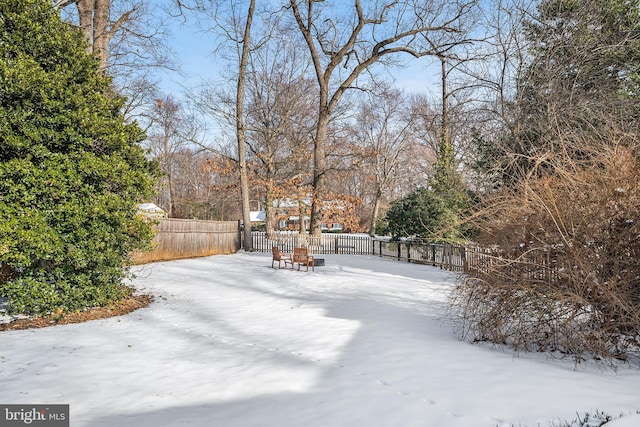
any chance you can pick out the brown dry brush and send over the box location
[451,136,640,364]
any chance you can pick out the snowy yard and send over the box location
[1,253,639,427]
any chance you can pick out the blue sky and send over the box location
[156,8,442,99]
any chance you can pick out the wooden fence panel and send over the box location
[132,219,240,263]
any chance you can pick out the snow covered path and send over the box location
[1,253,639,427]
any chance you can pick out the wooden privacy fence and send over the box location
[132,219,240,263]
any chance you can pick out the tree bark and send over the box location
[309,105,330,236]
[93,0,111,70]
[264,189,275,239]
[76,0,93,55]
[369,187,382,236]
[64,0,129,71]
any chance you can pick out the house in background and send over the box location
[271,197,311,231]
[251,197,344,232]
[249,210,266,230]
[250,210,266,223]
[137,203,167,219]
[321,222,344,233]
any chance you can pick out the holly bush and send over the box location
[0,0,157,315]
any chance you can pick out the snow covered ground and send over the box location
[1,252,639,427]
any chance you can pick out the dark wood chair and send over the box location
[272,246,292,269]
[293,247,315,271]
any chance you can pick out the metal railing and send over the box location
[251,232,373,255]
[372,239,467,271]
[251,232,467,272]
[251,232,559,279]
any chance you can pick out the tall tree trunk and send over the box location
[369,187,382,236]
[264,195,275,239]
[309,106,329,237]
[76,0,93,55]
[236,0,256,251]
[264,147,276,239]
[73,0,111,70]
[93,0,111,70]
[167,169,176,217]
[163,134,175,218]
[441,57,448,156]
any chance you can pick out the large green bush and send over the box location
[0,0,157,315]
[383,187,464,242]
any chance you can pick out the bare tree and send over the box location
[192,37,317,236]
[55,0,173,128]
[287,0,479,236]
[348,86,419,235]
[243,37,317,237]
[146,96,192,217]
[175,0,267,250]
[424,0,534,192]
[235,0,256,250]
[55,0,163,71]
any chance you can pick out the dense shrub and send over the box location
[0,0,157,315]
[451,140,640,363]
[384,187,449,239]
[383,186,473,242]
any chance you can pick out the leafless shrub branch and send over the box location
[451,129,640,365]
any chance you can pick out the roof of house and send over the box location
[137,203,166,214]
[250,211,266,222]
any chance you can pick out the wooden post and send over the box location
[545,250,551,284]
[462,246,468,273]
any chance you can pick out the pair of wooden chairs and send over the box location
[271,247,315,271]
